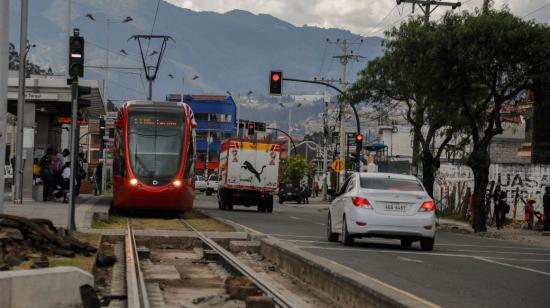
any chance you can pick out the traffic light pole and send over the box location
[68,77,78,231]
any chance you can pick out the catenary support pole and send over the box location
[14,0,29,203]
[0,0,9,212]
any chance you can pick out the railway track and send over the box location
[125,220,150,308]
[178,218,304,308]
[122,218,305,308]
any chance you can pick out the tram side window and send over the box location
[114,128,126,176]
[184,128,196,179]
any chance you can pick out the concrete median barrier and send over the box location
[0,266,93,308]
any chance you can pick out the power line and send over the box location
[145,0,162,61]
[363,4,398,37]
[523,3,550,18]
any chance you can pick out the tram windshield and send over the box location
[128,107,185,185]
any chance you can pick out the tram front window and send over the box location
[128,108,185,185]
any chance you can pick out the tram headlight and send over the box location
[173,180,182,187]
[130,178,138,186]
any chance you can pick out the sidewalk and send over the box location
[1,194,111,229]
[438,217,550,248]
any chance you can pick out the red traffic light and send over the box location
[356,134,363,141]
[269,70,283,95]
[248,123,254,129]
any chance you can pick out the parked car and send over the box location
[205,174,219,196]
[194,175,206,192]
[327,172,436,251]
[278,181,303,204]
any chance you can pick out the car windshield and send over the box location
[209,175,219,181]
[128,107,185,185]
[360,177,424,192]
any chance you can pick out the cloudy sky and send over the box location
[164,0,550,35]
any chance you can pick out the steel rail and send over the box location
[179,219,302,308]
[126,220,150,308]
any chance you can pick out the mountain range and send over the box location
[9,0,384,130]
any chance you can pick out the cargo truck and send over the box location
[217,139,281,212]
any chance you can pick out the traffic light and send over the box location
[355,133,363,152]
[69,29,85,77]
[247,122,255,135]
[78,86,91,108]
[99,118,106,149]
[269,71,283,95]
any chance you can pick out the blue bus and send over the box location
[166,94,237,175]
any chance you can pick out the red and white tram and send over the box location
[112,101,196,211]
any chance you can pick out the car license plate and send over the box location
[384,203,407,212]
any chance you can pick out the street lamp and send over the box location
[279,102,302,157]
[169,74,199,101]
[227,91,252,138]
[85,14,133,103]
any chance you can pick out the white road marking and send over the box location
[289,216,301,220]
[298,246,550,263]
[315,222,326,226]
[267,234,326,239]
[474,257,550,277]
[436,243,550,251]
[397,256,424,263]
[445,249,550,256]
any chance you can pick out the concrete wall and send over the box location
[489,138,530,164]
[0,267,93,308]
[434,163,550,219]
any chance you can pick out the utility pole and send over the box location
[104,19,110,103]
[396,0,461,178]
[65,0,71,78]
[329,39,363,188]
[397,0,461,23]
[0,0,9,213]
[14,0,29,203]
[482,0,490,14]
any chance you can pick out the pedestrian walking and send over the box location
[494,190,508,230]
[94,162,103,196]
[313,182,320,198]
[75,152,86,196]
[525,195,536,230]
[39,148,55,201]
[301,183,310,204]
[543,186,550,232]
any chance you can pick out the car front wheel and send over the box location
[420,237,435,251]
[341,215,354,246]
[400,239,413,248]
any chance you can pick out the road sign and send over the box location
[331,159,345,173]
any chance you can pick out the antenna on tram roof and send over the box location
[129,34,175,101]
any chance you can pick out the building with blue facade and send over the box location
[167,94,237,175]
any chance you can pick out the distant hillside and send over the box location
[9,0,384,128]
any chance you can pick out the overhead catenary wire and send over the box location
[145,0,162,62]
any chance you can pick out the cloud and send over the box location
[164,0,550,35]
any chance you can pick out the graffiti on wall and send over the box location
[434,163,550,219]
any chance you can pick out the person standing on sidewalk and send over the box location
[543,186,550,231]
[94,162,103,196]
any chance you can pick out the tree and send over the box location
[434,10,550,231]
[348,19,463,197]
[279,156,313,183]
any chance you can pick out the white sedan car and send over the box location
[194,175,207,192]
[327,172,436,251]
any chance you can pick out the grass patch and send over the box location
[48,232,101,273]
[92,214,188,230]
[182,211,234,232]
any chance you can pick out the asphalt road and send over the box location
[195,194,550,308]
